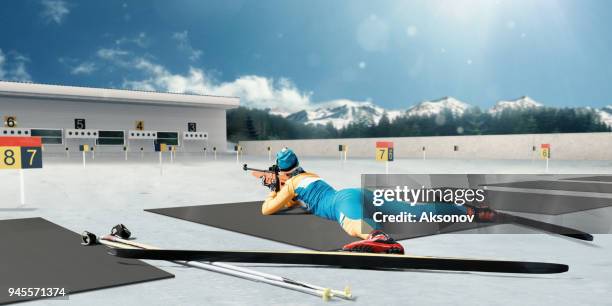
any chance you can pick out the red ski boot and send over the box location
[342,230,404,254]
[466,205,498,222]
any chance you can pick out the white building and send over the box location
[0,81,239,153]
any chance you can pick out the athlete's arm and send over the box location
[261,181,296,215]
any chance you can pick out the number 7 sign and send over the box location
[375,141,394,161]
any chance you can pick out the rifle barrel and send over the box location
[243,166,272,173]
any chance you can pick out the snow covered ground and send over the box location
[1,153,611,306]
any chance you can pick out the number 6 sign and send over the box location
[4,116,17,128]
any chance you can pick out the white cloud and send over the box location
[119,57,311,113]
[93,45,379,114]
[358,61,366,69]
[58,57,97,75]
[172,31,203,61]
[96,48,129,61]
[115,32,149,48]
[0,49,32,81]
[41,0,69,24]
[190,50,203,61]
[71,62,96,75]
[12,61,31,81]
[124,58,206,94]
[115,32,151,48]
[211,76,312,112]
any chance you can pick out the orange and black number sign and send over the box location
[541,144,551,159]
[136,121,144,131]
[0,137,43,169]
[376,141,394,161]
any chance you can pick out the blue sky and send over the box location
[1,0,611,112]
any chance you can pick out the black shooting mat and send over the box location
[560,176,612,182]
[485,190,612,215]
[483,180,612,214]
[0,217,174,305]
[484,180,612,193]
[146,202,490,251]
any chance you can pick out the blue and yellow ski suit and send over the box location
[262,171,467,239]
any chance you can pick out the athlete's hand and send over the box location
[260,173,277,190]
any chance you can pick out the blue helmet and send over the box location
[276,147,299,171]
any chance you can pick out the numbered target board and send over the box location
[0,137,43,169]
[375,141,394,162]
[4,116,17,128]
[541,143,551,159]
[135,121,145,131]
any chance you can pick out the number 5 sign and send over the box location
[0,137,43,169]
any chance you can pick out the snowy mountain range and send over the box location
[284,100,402,129]
[274,96,612,128]
[489,96,543,115]
[596,106,612,127]
[405,96,470,117]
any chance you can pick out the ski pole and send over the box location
[211,262,351,299]
[99,234,333,301]
[81,231,339,301]
[99,225,352,298]
[98,234,340,300]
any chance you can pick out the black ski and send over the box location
[111,248,568,274]
[498,212,593,241]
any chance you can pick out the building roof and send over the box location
[0,80,240,109]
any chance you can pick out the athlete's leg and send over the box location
[334,188,378,239]
[333,188,471,236]
[340,216,374,240]
[334,189,405,253]
[333,188,472,238]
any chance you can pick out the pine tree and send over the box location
[226,105,611,141]
[245,115,259,140]
[376,112,392,137]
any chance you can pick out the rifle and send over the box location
[243,163,281,192]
